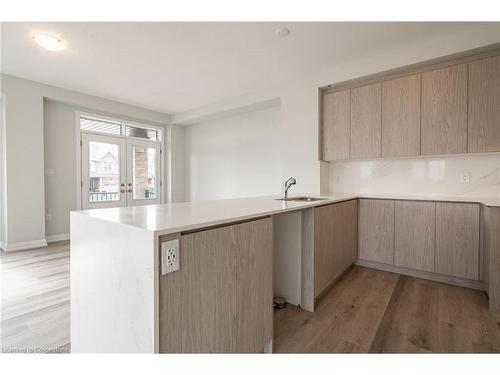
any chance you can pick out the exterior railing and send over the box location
[89,192,119,202]
[89,190,156,202]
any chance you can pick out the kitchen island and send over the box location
[70,194,358,353]
[70,193,500,353]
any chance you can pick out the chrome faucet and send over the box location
[283,177,297,198]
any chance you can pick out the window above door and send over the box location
[78,113,162,142]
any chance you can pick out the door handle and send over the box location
[128,183,132,187]
[121,189,125,193]
[121,183,125,187]
[128,189,133,193]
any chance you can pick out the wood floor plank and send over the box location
[273,267,399,353]
[4,243,500,354]
[1,242,70,353]
[275,266,500,353]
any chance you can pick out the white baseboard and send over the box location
[1,239,48,252]
[46,233,70,243]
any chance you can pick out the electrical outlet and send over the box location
[461,173,471,183]
[161,239,179,275]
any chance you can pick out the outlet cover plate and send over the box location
[161,239,180,275]
[461,173,471,183]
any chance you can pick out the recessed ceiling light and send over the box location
[32,32,65,51]
[275,28,290,37]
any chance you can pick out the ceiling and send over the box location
[0,22,490,114]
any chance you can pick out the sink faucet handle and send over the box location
[284,177,297,198]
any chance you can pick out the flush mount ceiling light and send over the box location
[32,32,65,51]
[275,27,290,37]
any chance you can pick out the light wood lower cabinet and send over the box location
[159,217,273,353]
[358,199,481,283]
[358,199,394,264]
[235,218,274,353]
[394,200,435,272]
[314,200,358,298]
[436,202,480,280]
[483,206,500,313]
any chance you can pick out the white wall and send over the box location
[0,94,5,247]
[185,105,281,201]
[174,23,500,201]
[1,75,45,247]
[43,99,178,240]
[167,124,186,203]
[1,74,178,248]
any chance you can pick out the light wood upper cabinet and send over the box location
[314,200,358,298]
[468,56,500,153]
[421,64,468,155]
[382,75,421,157]
[436,202,480,280]
[321,49,500,160]
[394,200,435,272]
[322,90,350,161]
[358,199,394,264]
[350,83,382,159]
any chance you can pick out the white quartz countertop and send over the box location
[73,194,358,234]
[73,193,500,235]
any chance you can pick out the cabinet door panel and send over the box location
[322,90,350,161]
[160,218,272,353]
[468,56,500,153]
[421,64,467,155]
[436,202,480,280]
[382,74,421,157]
[483,206,500,313]
[180,225,237,353]
[314,200,358,297]
[394,200,435,272]
[235,218,273,353]
[358,199,394,264]
[350,83,382,159]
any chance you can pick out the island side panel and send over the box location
[70,212,156,353]
[301,208,315,312]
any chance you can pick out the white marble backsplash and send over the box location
[329,153,500,198]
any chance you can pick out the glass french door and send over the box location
[126,139,161,206]
[81,133,161,209]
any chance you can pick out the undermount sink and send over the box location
[275,196,327,202]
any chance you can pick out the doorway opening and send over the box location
[76,113,164,210]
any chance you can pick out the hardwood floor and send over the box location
[273,266,500,353]
[1,242,70,353]
[2,244,500,353]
